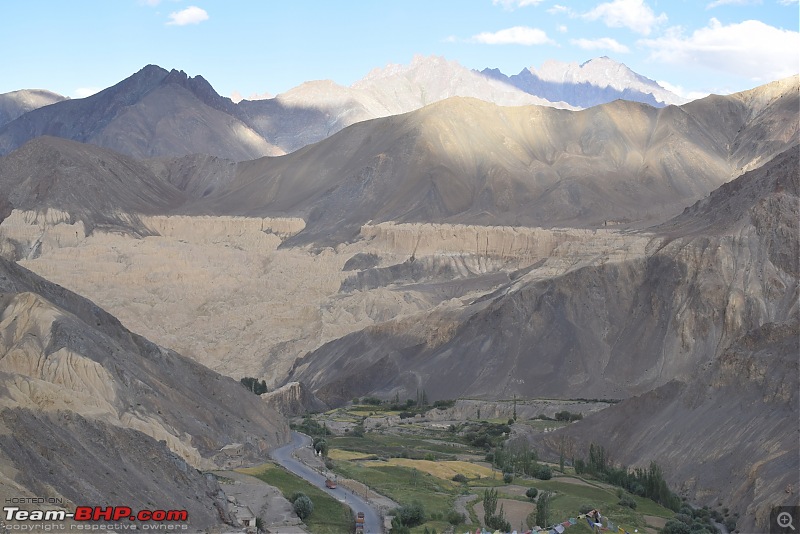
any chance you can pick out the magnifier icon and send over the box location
[778,511,796,531]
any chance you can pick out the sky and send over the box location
[1,0,798,102]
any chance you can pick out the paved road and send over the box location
[270,431,384,533]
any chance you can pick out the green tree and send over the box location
[390,516,410,534]
[535,491,550,528]
[396,502,425,527]
[483,488,498,525]
[313,438,328,457]
[292,494,313,519]
[240,377,268,395]
[525,487,538,501]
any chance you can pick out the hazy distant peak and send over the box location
[530,56,673,97]
[355,54,456,85]
[0,89,66,127]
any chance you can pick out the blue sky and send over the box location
[1,0,797,101]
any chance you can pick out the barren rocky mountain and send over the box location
[0,65,282,161]
[482,56,686,108]
[287,144,798,530]
[0,136,188,234]
[0,257,289,530]
[0,72,796,530]
[0,89,65,128]
[188,76,798,243]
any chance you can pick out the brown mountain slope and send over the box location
[286,145,798,528]
[290,145,798,403]
[0,66,282,161]
[0,136,187,233]
[0,256,289,529]
[537,321,798,533]
[189,77,798,244]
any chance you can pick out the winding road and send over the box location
[270,431,384,533]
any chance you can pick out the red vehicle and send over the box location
[325,478,337,489]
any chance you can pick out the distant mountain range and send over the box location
[0,56,684,159]
[481,56,686,108]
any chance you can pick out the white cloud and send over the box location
[492,0,544,8]
[557,25,568,33]
[74,87,101,98]
[706,0,761,7]
[778,0,798,4]
[571,37,630,53]
[641,18,800,81]
[656,80,712,101]
[471,26,555,45]
[166,6,209,26]
[547,4,576,15]
[583,0,667,35]
[139,0,161,6]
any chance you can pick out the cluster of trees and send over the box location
[240,377,268,395]
[390,502,426,533]
[288,492,313,520]
[483,488,511,532]
[663,504,732,534]
[574,444,681,511]
[554,410,583,422]
[462,421,511,449]
[486,444,551,479]
[292,415,331,437]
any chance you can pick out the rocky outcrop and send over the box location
[261,382,329,416]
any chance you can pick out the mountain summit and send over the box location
[482,56,685,108]
[0,65,282,161]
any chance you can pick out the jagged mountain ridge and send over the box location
[0,65,282,161]
[1,56,684,158]
[0,256,290,529]
[481,56,686,109]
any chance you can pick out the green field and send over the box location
[243,463,353,534]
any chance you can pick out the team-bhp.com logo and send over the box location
[4,506,188,522]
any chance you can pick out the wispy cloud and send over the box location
[571,37,630,53]
[471,26,555,45]
[547,4,576,15]
[492,0,545,9]
[557,25,568,33]
[641,18,800,81]
[778,0,798,4]
[583,0,667,35]
[166,6,209,26]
